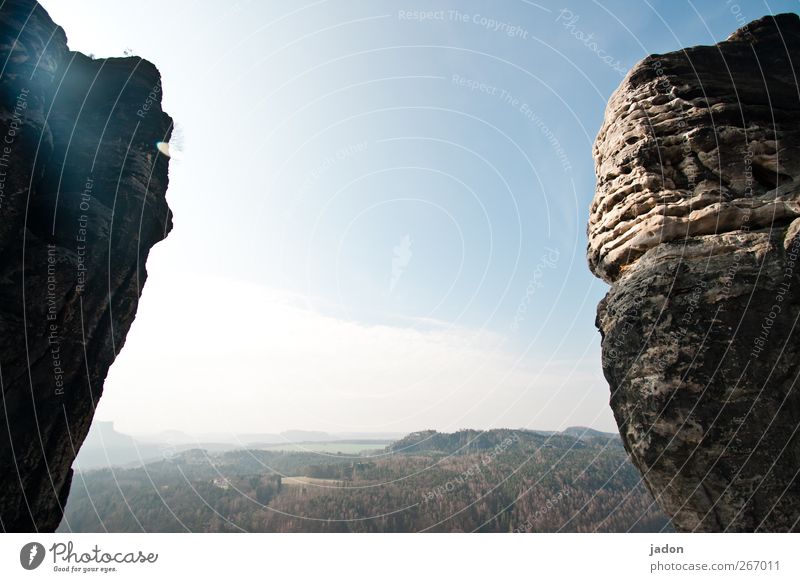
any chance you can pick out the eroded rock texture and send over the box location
[589,13,800,532]
[0,0,172,531]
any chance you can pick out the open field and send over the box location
[281,476,349,488]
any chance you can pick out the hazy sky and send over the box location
[39,0,798,436]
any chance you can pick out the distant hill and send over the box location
[75,424,620,470]
[561,426,619,440]
[74,422,163,470]
[387,428,619,455]
[60,426,667,533]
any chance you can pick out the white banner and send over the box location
[0,533,797,581]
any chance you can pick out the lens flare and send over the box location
[156,141,180,160]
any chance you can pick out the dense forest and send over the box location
[59,429,672,532]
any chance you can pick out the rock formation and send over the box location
[0,0,172,531]
[589,13,800,532]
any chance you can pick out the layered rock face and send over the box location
[0,0,172,531]
[589,14,800,532]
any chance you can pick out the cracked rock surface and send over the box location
[589,13,800,532]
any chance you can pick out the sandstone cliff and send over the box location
[0,0,172,531]
[589,14,800,531]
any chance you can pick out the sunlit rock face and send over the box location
[589,13,800,532]
[0,0,172,531]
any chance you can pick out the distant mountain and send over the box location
[60,426,667,533]
[81,421,136,449]
[74,422,163,470]
[77,424,619,470]
[561,426,619,440]
[386,428,598,455]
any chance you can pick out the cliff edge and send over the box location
[589,13,800,532]
[0,0,172,531]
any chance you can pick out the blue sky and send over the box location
[40,0,800,436]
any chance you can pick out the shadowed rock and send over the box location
[0,0,172,531]
[589,13,800,532]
